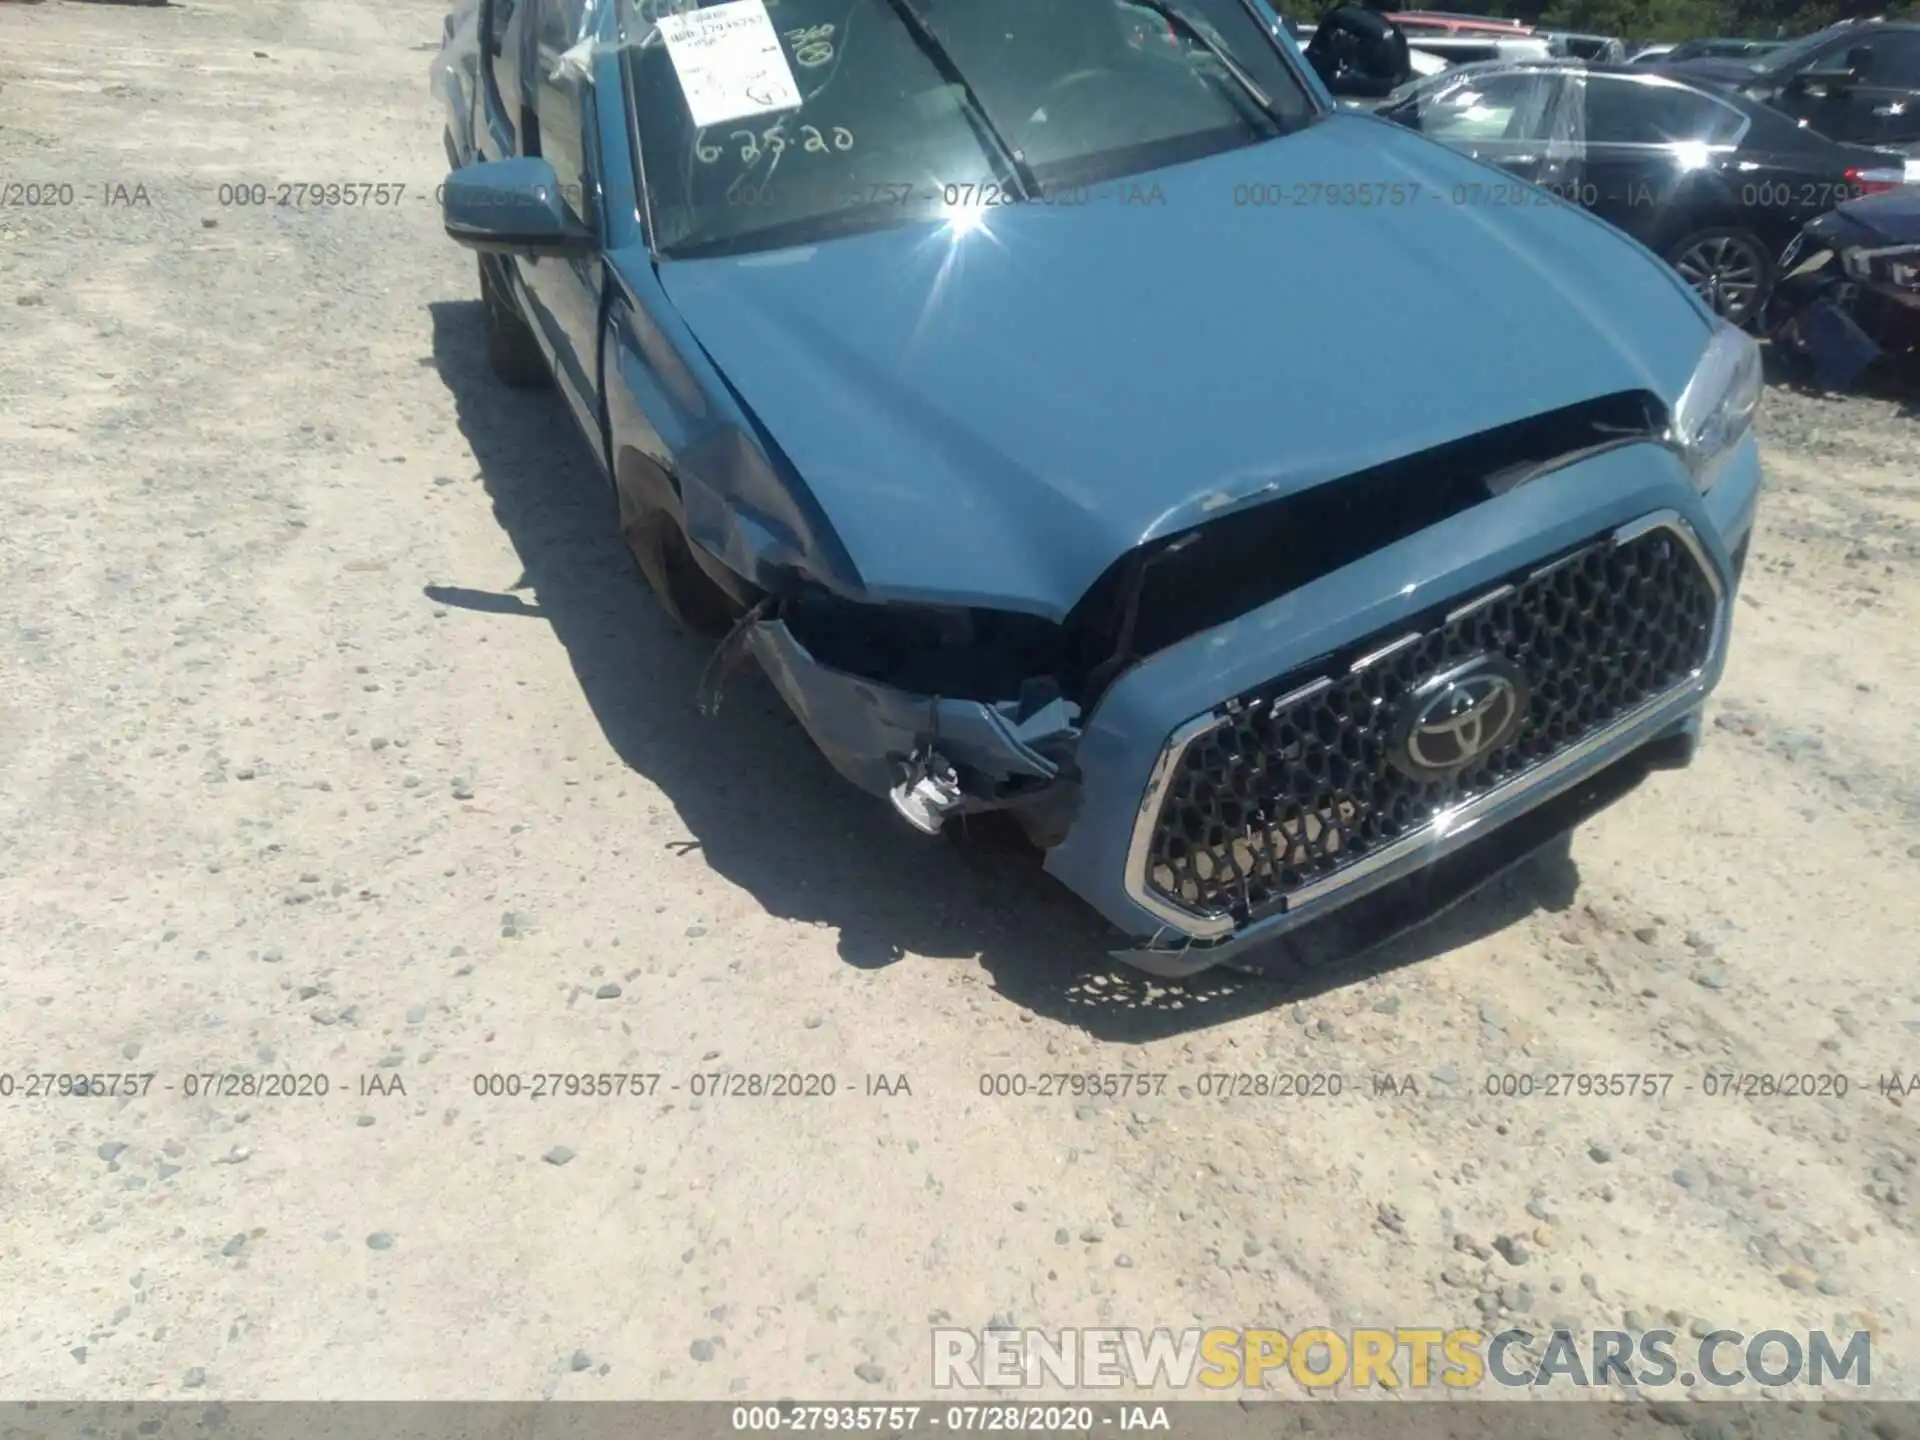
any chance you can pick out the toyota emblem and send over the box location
[1390,655,1530,782]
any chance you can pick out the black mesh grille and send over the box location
[1142,524,1720,924]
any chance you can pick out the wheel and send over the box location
[1665,227,1774,329]
[478,254,550,389]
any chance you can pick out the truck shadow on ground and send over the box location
[426,299,1582,1041]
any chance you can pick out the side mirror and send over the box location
[442,157,596,259]
[1845,44,1873,77]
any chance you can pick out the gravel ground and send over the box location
[1,0,1916,1404]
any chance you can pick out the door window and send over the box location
[1407,70,1554,141]
[531,0,595,224]
[1853,31,1920,87]
[1582,75,1744,145]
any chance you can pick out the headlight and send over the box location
[1854,243,1920,290]
[1669,319,1762,494]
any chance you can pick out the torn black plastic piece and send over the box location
[696,598,771,717]
[779,587,1070,704]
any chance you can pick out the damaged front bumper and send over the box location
[1050,438,1759,975]
[744,619,1084,843]
[1770,224,1920,390]
[744,438,1760,979]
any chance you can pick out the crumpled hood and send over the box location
[657,113,1713,620]
[1836,184,1920,246]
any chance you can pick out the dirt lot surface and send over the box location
[2,0,1917,1405]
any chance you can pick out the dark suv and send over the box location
[1658,19,1920,150]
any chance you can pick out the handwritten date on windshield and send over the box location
[696,122,853,166]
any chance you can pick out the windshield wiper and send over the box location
[664,202,930,261]
[875,0,1039,201]
[1129,0,1283,124]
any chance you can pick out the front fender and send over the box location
[603,251,863,597]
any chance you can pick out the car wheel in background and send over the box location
[478,254,550,389]
[1665,227,1775,329]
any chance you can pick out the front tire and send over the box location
[1665,226,1774,329]
[478,254,550,389]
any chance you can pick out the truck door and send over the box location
[513,0,610,471]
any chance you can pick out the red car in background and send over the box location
[1387,12,1539,36]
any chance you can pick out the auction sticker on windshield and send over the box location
[656,0,803,128]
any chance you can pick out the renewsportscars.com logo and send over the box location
[932,1327,1872,1392]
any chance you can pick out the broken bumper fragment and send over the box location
[745,619,1083,839]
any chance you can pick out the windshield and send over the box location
[619,0,1319,258]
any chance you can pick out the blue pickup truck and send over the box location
[435,0,1762,976]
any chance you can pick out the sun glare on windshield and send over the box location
[939,199,994,237]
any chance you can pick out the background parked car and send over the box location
[1769,183,1920,388]
[1404,32,1555,65]
[1655,18,1920,150]
[1662,38,1782,63]
[1385,11,1536,38]
[1629,42,1676,65]
[1375,61,1910,325]
[1546,32,1629,63]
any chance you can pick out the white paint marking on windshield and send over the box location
[784,23,835,68]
